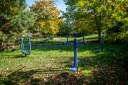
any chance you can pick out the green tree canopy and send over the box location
[0,0,35,51]
[63,0,128,42]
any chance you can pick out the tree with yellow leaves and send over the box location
[30,0,60,35]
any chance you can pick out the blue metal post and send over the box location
[74,39,78,67]
[70,39,78,72]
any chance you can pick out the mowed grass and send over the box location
[0,34,127,84]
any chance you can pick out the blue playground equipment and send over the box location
[20,37,31,56]
[70,39,80,72]
[65,33,86,44]
[71,33,83,37]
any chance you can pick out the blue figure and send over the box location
[70,39,80,72]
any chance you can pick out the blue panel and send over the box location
[70,67,78,72]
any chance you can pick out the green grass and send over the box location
[0,34,127,84]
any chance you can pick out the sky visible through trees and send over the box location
[26,0,66,12]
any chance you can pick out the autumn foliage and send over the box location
[30,0,60,35]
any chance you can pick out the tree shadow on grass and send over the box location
[13,54,27,58]
[1,70,87,85]
[0,67,69,85]
[42,72,87,85]
[0,67,36,85]
[75,49,128,84]
[0,54,27,59]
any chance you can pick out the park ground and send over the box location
[0,34,128,85]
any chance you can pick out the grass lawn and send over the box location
[0,34,128,85]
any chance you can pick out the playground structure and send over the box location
[70,39,79,72]
[65,33,86,44]
[20,36,80,72]
[20,37,31,56]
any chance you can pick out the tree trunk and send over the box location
[94,14,101,42]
